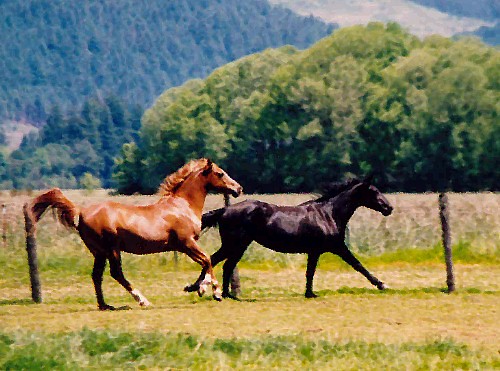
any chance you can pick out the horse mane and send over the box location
[157,158,209,196]
[310,178,362,203]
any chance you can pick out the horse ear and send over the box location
[202,158,213,176]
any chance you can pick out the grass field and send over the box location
[0,190,498,369]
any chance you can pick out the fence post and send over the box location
[173,251,179,270]
[2,204,6,248]
[438,193,455,293]
[225,194,241,296]
[23,203,42,303]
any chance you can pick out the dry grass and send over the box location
[1,190,498,252]
[0,190,498,270]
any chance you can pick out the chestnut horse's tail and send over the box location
[201,207,226,231]
[25,188,79,231]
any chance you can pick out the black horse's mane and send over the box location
[307,178,362,204]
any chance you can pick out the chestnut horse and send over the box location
[25,158,242,310]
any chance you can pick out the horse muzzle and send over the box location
[231,186,243,198]
[381,205,393,216]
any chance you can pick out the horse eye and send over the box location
[216,172,224,178]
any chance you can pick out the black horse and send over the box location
[185,177,393,299]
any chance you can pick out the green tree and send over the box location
[41,105,66,145]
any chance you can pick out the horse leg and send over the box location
[305,253,320,298]
[182,238,222,301]
[336,246,386,290]
[184,247,227,293]
[108,250,151,308]
[92,255,114,310]
[221,247,246,299]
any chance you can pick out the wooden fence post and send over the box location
[23,203,42,303]
[2,204,6,248]
[439,193,455,293]
[173,251,179,270]
[225,194,241,296]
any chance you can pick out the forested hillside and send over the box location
[114,23,499,194]
[0,0,334,122]
[1,97,142,189]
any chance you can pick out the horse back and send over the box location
[220,200,337,253]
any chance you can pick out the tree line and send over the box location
[0,97,142,189]
[114,23,499,194]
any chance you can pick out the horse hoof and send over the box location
[305,292,318,299]
[378,283,387,290]
[222,292,240,301]
[184,284,198,292]
[197,286,207,297]
[213,294,223,302]
[139,299,151,307]
[98,304,116,311]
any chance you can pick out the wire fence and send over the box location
[1,190,498,263]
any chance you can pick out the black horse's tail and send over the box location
[201,207,226,231]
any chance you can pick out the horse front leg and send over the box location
[182,238,222,301]
[336,246,386,290]
[305,252,320,298]
[184,248,226,293]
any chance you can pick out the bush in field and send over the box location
[79,173,101,194]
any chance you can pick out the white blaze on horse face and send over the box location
[130,289,151,307]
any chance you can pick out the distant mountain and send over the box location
[269,0,493,38]
[409,0,499,45]
[0,0,335,123]
[468,22,500,45]
[409,0,499,21]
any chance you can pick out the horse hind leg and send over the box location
[336,246,386,290]
[221,246,247,299]
[109,250,151,308]
[92,255,113,310]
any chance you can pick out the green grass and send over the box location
[0,330,497,370]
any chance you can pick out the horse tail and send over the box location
[201,207,226,231]
[24,188,80,231]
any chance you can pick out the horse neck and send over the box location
[173,173,208,217]
[326,188,361,231]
